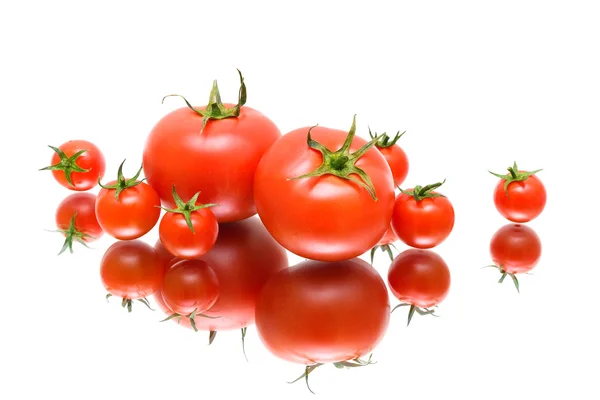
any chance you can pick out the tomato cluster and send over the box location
[41,70,545,393]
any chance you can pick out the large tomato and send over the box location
[254,116,395,262]
[143,70,281,223]
[255,257,390,365]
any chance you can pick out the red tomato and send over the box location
[100,240,164,312]
[143,71,281,223]
[40,140,105,191]
[388,249,450,325]
[489,224,541,274]
[154,239,179,269]
[391,181,455,249]
[254,116,395,262]
[369,225,399,264]
[369,129,409,187]
[96,161,161,240]
[491,162,546,223]
[256,257,390,365]
[54,193,103,254]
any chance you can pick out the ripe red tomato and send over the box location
[391,181,455,249]
[256,257,390,365]
[369,129,409,187]
[100,240,164,312]
[54,193,103,254]
[143,71,281,223]
[40,140,105,191]
[490,162,546,223]
[254,116,395,262]
[369,225,399,264]
[96,161,161,240]
[489,223,542,274]
[387,249,451,325]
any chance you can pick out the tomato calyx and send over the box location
[98,159,145,200]
[370,243,398,264]
[106,294,154,313]
[489,161,543,195]
[159,308,220,332]
[160,185,217,233]
[483,264,520,293]
[39,145,91,187]
[288,354,375,394]
[162,69,247,134]
[241,327,248,362]
[208,330,217,345]
[391,303,439,326]
[368,127,406,148]
[289,115,380,200]
[50,213,95,255]
[399,179,447,201]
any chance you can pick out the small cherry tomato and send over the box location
[54,193,103,254]
[369,128,409,187]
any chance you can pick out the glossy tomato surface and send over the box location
[159,208,219,259]
[493,173,546,223]
[490,224,542,274]
[46,140,106,191]
[377,144,409,187]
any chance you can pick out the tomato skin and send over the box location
[55,193,103,241]
[95,181,161,240]
[161,260,220,316]
[154,239,180,269]
[254,126,395,262]
[376,145,409,187]
[490,224,541,274]
[391,191,455,249]
[377,225,398,246]
[387,249,451,308]
[493,174,546,223]
[159,209,218,259]
[143,105,281,223]
[48,140,106,191]
[256,258,389,364]
[100,240,164,299]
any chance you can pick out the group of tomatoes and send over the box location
[42,70,546,393]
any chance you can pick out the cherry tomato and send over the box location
[143,70,281,223]
[391,180,455,249]
[490,162,546,223]
[369,225,399,264]
[254,116,395,262]
[54,193,103,254]
[489,223,541,274]
[40,140,106,191]
[100,240,164,312]
[369,129,409,187]
[96,160,161,240]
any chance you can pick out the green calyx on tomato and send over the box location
[105,293,154,313]
[162,69,247,134]
[98,159,145,200]
[391,303,439,326]
[289,115,380,200]
[489,161,543,196]
[159,308,220,332]
[160,185,217,233]
[399,179,447,201]
[288,354,375,394]
[370,243,398,264]
[39,145,91,187]
[51,213,94,255]
[368,127,406,148]
[483,264,521,293]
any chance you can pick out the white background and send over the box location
[2,0,599,399]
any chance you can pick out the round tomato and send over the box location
[388,249,451,325]
[100,240,164,312]
[391,180,455,249]
[256,257,389,365]
[40,140,106,191]
[54,193,103,254]
[369,129,409,187]
[96,160,161,240]
[490,162,546,223]
[254,116,395,262]
[489,223,541,274]
[143,70,281,223]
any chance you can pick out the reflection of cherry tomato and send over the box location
[256,258,390,365]
[54,193,103,254]
[490,224,541,274]
[41,140,106,191]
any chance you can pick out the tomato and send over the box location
[387,249,451,325]
[369,225,399,264]
[490,162,546,223]
[154,239,179,269]
[391,180,455,249]
[158,186,218,259]
[54,193,103,254]
[40,140,105,191]
[254,116,395,262]
[143,70,281,223]
[100,240,164,312]
[96,160,161,240]
[369,129,409,187]
[256,257,389,366]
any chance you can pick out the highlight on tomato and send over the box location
[485,223,542,292]
[254,115,395,262]
[143,69,281,223]
[52,193,104,255]
[387,249,451,326]
[489,161,546,223]
[391,179,455,249]
[96,160,161,240]
[255,257,390,393]
[369,127,409,187]
[100,240,164,312]
[40,140,106,191]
